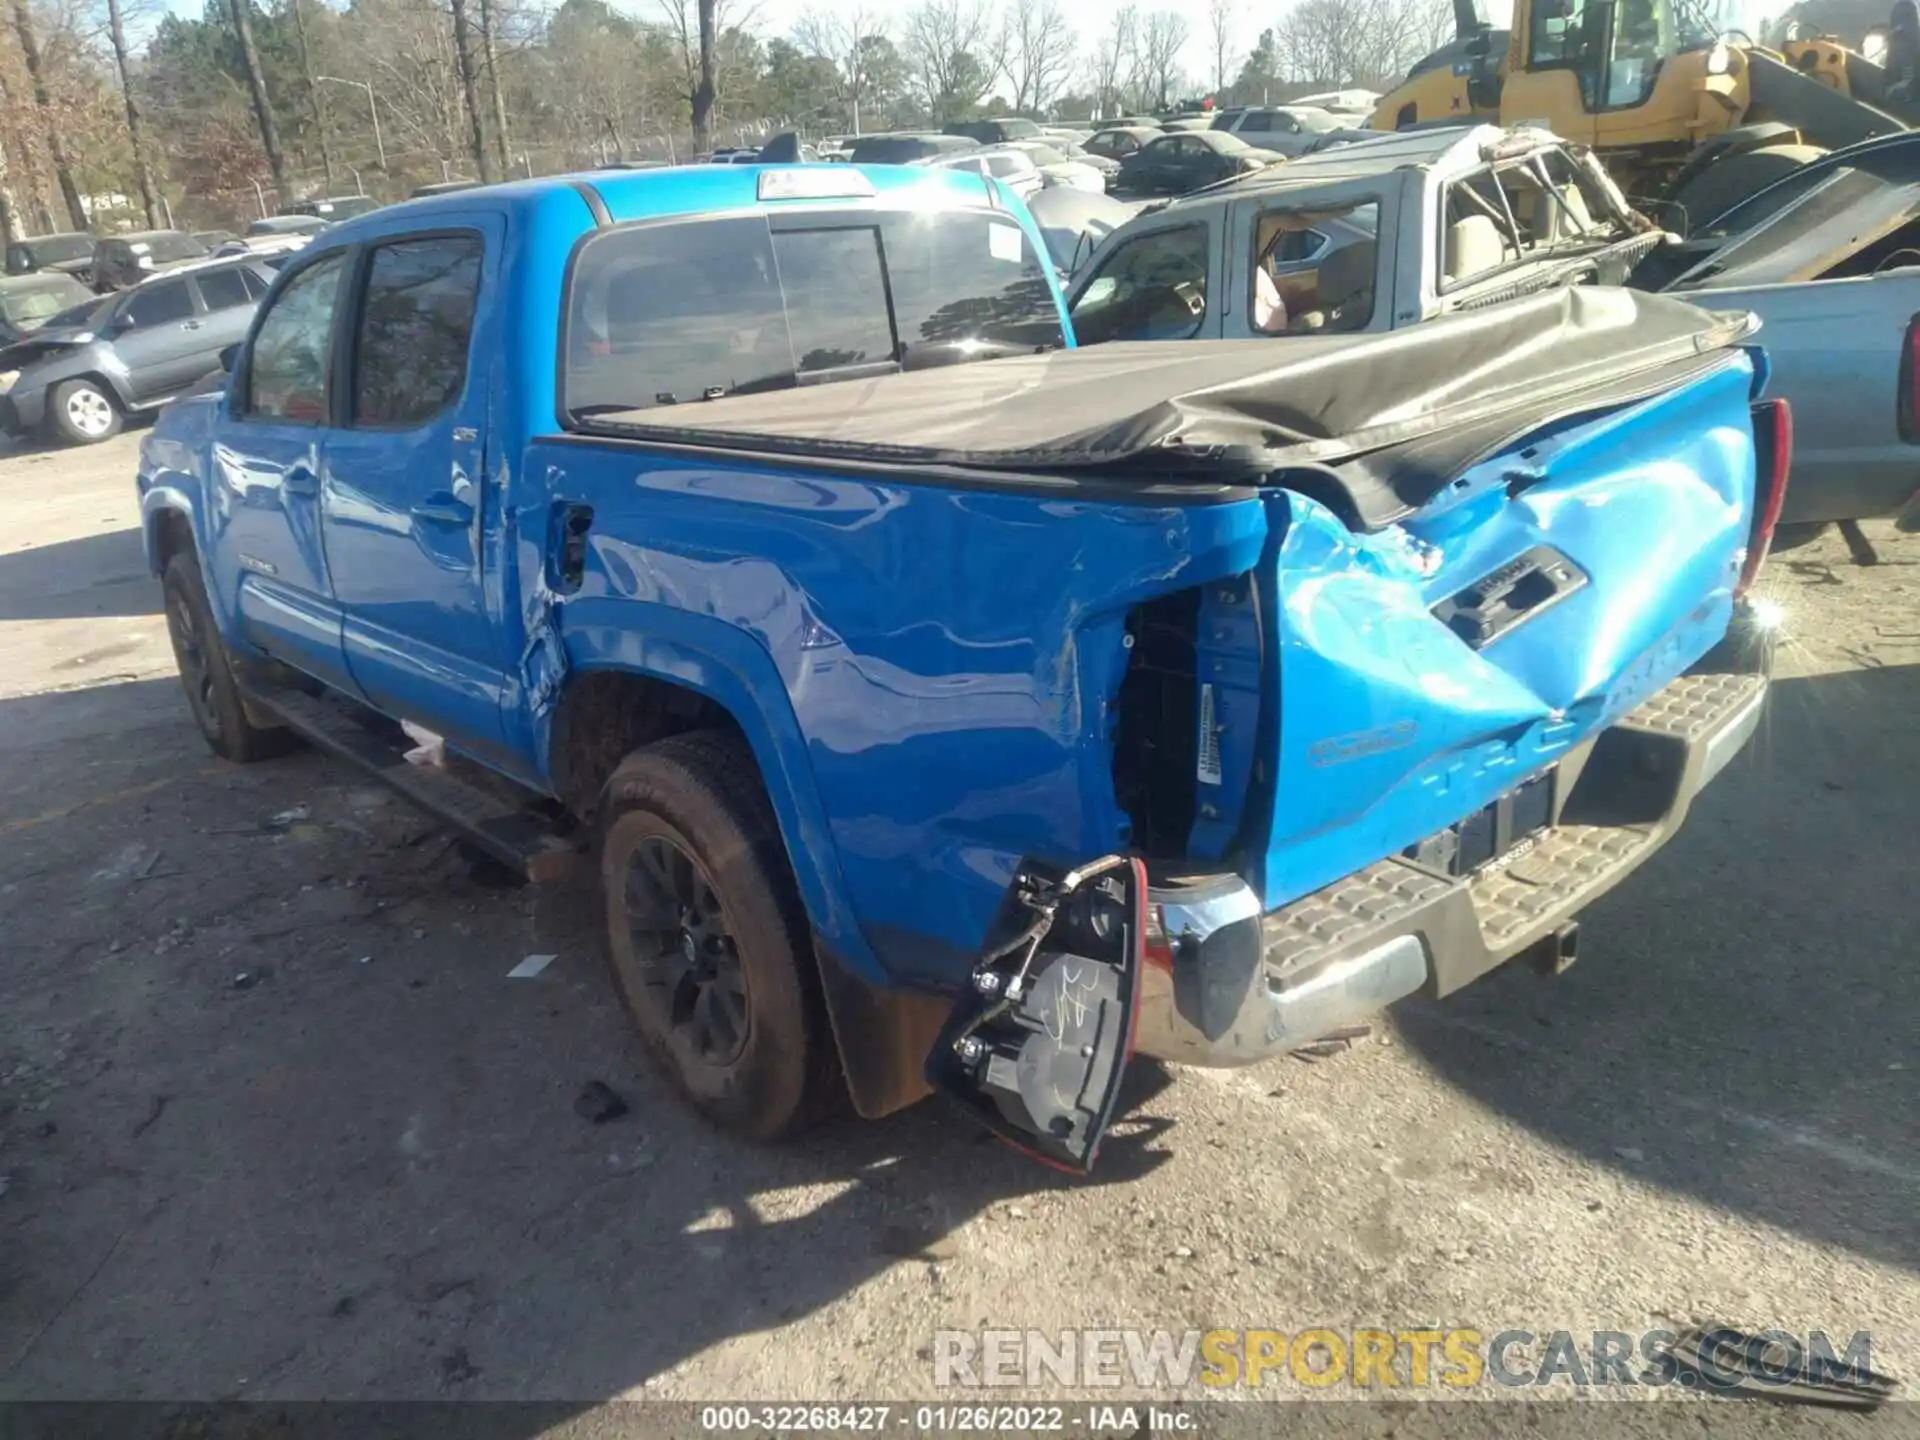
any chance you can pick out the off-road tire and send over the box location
[597,731,842,1141]
[162,552,297,763]
[47,378,123,445]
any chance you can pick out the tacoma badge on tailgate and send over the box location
[925,855,1146,1173]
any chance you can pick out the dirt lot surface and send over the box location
[1,431,1915,1416]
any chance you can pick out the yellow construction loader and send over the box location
[1371,0,1913,230]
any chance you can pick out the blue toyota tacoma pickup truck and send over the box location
[136,163,1786,1170]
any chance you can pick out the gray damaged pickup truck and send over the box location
[1066,125,1664,344]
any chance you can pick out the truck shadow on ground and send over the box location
[1394,660,1920,1277]
[0,527,158,621]
[0,678,1174,1404]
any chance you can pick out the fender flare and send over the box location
[551,599,885,988]
[554,605,950,1118]
[140,488,199,576]
[138,484,246,644]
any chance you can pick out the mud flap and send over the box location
[924,855,1147,1174]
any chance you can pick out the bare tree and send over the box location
[0,114,19,246]
[9,0,87,229]
[1134,8,1183,109]
[1207,0,1235,95]
[478,0,513,176]
[694,0,716,148]
[228,0,290,201]
[102,0,163,224]
[659,0,745,151]
[997,0,1073,115]
[902,0,991,120]
[1088,4,1136,117]
[792,4,885,132]
[288,0,336,190]
[448,0,494,181]
[1273,0,1451,86]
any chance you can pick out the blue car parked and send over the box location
[136,162,1782,1169]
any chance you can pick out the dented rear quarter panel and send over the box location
[536,440,1270,989]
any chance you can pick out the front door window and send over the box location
[1070,224,1210,343]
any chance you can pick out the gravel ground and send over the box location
[0,432,1914,1422]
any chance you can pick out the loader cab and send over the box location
[1512,0,1667,110]
[1498,0,1727,149]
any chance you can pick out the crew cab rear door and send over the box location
[319,218,507,761]
[923,856,1147,1173]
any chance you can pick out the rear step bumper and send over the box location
[1134,668,1768,1067]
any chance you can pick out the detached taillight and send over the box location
[1899,314,1920,445]
[1738,398,1792,595]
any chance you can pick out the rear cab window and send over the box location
[562,204,1063,422]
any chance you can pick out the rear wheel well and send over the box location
[550,669,740,821]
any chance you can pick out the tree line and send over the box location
[0,0,1452,235]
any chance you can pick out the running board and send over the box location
[245,687,583,883]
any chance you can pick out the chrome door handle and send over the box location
[452,426,478,443]
[182,320,203,330]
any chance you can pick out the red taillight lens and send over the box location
[1900,315,1920,445]
[1738,398,1792,595]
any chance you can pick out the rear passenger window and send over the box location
[562,209,1062,420]
[123,282,194,328]
[194,268,252,311]
[1249,200,1380,335]
[240,268,271,300]
[352,234,484,426]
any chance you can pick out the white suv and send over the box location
[1212,106,1342,158]
[929,148,1045,200]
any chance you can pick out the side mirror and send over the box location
[219,343,241,372]
[1466,31,1492,55]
